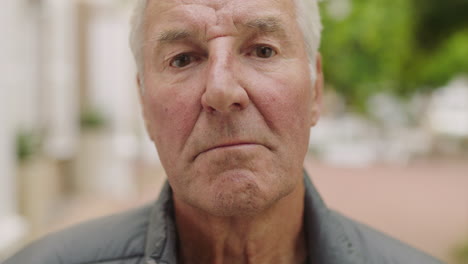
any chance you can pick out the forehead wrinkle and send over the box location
[144,1,218,44]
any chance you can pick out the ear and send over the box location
[136,74,143,99]
[136,73,146,117]
[136,73,147,108]
[309,53,323,127]
[136,73,155,142]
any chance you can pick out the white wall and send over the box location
[82,1,140,197]
[42,0,79,160]
[0,0,36,254]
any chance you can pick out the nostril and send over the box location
[207,106,216,113]
[231,103,242,111]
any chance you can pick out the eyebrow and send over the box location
[153,16,287,44]
[245,16,284,34]
[156,29,192,43]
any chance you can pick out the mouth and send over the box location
[208,142,258,151]
[194,142,266,160]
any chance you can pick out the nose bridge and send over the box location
[202,38,249,113]
[208,39,233,83]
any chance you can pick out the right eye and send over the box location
[170,53,196,68]
[253,45,276,59]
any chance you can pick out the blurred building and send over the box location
[0,0,160,257]
[427,77,468,138]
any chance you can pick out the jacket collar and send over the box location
[303,173,363,264]
[144,172,363,264]
[144,182,178,264]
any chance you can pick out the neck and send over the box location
[173,181,307,264]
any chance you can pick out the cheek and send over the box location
[244,65,313,133]
[142,81,201,153]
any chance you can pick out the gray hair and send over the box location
[129,0,322,89]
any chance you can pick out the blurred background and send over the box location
[1,0,467,263]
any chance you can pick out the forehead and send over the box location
[144,0,298,36]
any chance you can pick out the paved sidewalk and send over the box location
[305,156,468,263]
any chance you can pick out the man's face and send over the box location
[140,0,322,216]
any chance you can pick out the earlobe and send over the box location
[310,53,323,127]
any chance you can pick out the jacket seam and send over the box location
[79,253,144,264]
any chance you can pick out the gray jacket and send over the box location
[3,174,443,264]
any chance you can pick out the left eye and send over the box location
[253,46,276,58]
[170,54,196,68]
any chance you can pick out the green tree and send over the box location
[319,0,468,112]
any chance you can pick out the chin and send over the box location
[202,170,295,217]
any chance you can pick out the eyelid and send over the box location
[160,42,206,65]
[242,32,281,50]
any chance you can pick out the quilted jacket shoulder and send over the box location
[3,205,152,264]
[333,211,443,264]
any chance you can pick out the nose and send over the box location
[201,49,249,114]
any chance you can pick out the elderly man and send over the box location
[4,0,443,263]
